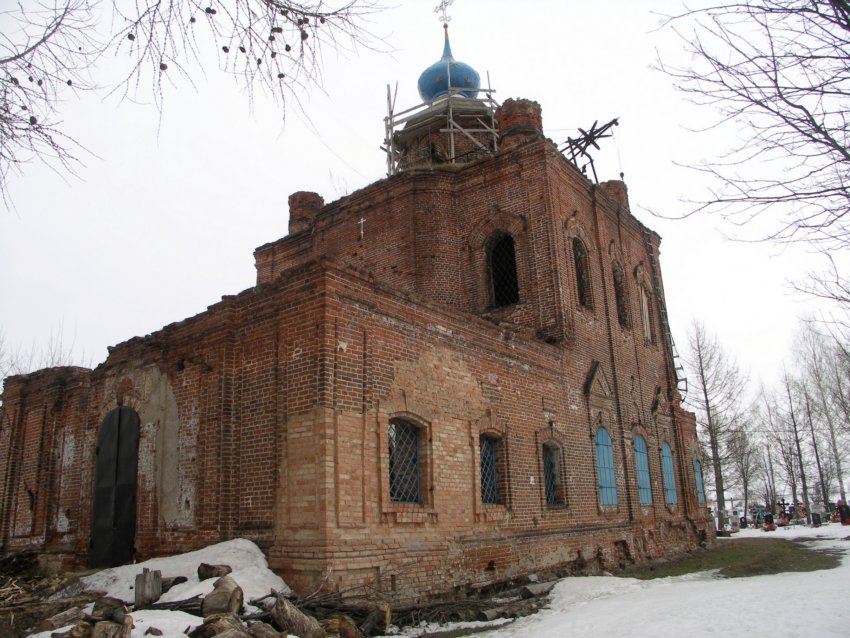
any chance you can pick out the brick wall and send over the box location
[0,97,712,600]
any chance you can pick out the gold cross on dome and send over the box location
[434,0,454,26]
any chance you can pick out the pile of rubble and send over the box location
[31,562,376,638]
[1,551,557,638]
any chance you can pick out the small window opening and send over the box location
[694,459,706,505]
[661,442,678,505]
[612,262,630,329]
[595,427,618,506]
[488,233,519,307]
[480,435,500,505]
[640,286,655,344]
[543,442,564,507]
[572,237,593,310]
[388,420,421,504]
[634,435,653,505]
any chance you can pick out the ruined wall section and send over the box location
[0,263,332,565]
[0,367,90,561]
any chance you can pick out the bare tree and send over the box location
[685,321,749,526]
[763,390,801,512]
[782,371,812,522]
[759,442,778,513]
[803,385,831,511]
[659,1,850,309]
[0,326,89,398]
[794,320,848,501]
[0,0,381,201]
[1,1,99,200]
[660,1,850,247]
[727,418,762,520]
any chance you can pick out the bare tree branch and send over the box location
[0,0,383,203]
[657,1,850,250]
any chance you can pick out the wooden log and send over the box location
[161,576,188,594]
[39,606,85,631]
[197,564,232,581]
[247,622,281,638]
[187,613,250,638]
[50,621,93,638]
[476,608,507,622]
[147,594,203,616]
[269,596,325,638]
[319,614,360,638]
[358,605,391,637]
[91,597,129,618]
[519,581,558,599]
[134,568,163,609]
[91,617,132,638]
[201,576,243,617]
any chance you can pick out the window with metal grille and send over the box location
[543,442,563,507]
[480,435,500,505]
[595,427,618,506]
[488,232,519,307]
[639,285,655,344]
[693,459,706,505]
[612,262,630,329]
[633,435,652,505]
[388,420,421,504]
[572,237,593,310]
[661,442,678,505]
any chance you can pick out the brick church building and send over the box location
[0,23,712,601]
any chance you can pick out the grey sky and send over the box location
[0,1,835,389]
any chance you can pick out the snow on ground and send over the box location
[33,526,850,638]
[78,538,290,608]
[34,539,289,638]
[383,523,850,638]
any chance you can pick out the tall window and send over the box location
[595,428,618,506]
[388,420,421,504]
[480,435,500,505]
[639,285,655,344]
[612,262,630,329]
[633,435,652,505]
[488,232,519,307]
[661,442,678,505]
[693,459,706,505]
[572,237,593,310]
[542,442,564,507]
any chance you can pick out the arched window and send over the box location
[542,442,565,507]
[487,232,519,307]
[388,419,422,504]
[595,427,618,506]
[639,285,655,344]
[572,237,593,310]
[633,435,652,505]
[661,442,678,505]
[480,434,501,505]
[693,459,706,505]
[612,262,630,329]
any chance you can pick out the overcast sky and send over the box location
[0,1,837,392]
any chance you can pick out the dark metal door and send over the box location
[90,406,139,568]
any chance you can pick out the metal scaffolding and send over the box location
[383,82,500,176]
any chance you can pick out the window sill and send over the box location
[382,504,438,525]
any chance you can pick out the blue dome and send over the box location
[417,27,480,103]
